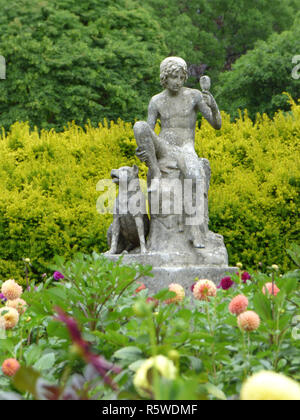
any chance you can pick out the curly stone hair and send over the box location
[160,57,188,88]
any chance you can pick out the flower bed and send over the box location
[0,245,299,400]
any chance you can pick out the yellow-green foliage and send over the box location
[196,97,300,270]
[0,99,299,280]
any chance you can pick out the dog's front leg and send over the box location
[135,215,147,254]
[109,216,120,254]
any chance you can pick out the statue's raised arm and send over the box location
[196,76,222,130]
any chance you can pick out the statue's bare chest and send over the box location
[156,93,196,122]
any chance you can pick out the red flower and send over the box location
[190,283,196,292]
[218,276,234,290]
[241,271,251,283]
[146,297,159,307]
[135,282,147,293]
[54,307,121,389]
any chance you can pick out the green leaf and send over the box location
[153,289,176,301]
[253,293,272,321]
[277,359,287,370]
[206,383,227,400]
[13,367,40,398]
[113,346,143,363]
[24,345,43,366]
[33,353,56,371]
[281,277,298,296]
[128,359,146,372]
[47,320,69,340]
[185,356,203,373]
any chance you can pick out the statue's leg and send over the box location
[178,153,206,248]
[108,217,120,254]
[199,158,211,235]
[133,121,161,179]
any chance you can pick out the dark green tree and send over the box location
[0,0,167,131]
[146,0,298,76]
[216,15,300,119]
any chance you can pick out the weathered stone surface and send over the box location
[105,253,237,293]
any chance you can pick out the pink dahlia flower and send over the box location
[2,359,20,377]
[229,295,249,315]
[193,279,217,301]
[262,282,280,297]
[237,311,260,332]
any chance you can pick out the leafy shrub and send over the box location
[0,100,299,280]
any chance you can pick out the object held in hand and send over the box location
[200,75,211,92]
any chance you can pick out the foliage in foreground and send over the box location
[0,100,299,280]
[0,246,299,400]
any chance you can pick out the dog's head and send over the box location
[111,165,139,185]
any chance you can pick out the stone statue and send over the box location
[134,57,222,251]
[105,57,236,291]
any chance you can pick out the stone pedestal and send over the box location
[105,249,237,295]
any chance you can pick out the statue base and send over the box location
[105,251,237,295]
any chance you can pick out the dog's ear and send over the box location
[132,164,139,176]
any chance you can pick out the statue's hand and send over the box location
[136,147,148,162]
[202,92,212,108]
[203,91,218,113]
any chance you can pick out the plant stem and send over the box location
[206,299,217,380]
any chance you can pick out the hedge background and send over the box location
[0,98,299,282]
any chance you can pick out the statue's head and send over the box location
[160,57,188,90]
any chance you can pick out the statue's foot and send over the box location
[148,176,161,193]
[192,240,205,249]
[151,169,161,179]
[105,250,116,255]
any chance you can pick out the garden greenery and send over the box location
[0,248,299,400]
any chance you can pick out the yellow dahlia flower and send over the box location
[0,307,19,329]
[241,371,300,400]
[6,298,27,315]
[133,355,177,398]
[1,279,23,300]
[165,283,185,304]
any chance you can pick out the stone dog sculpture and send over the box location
[107,165,150,254]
